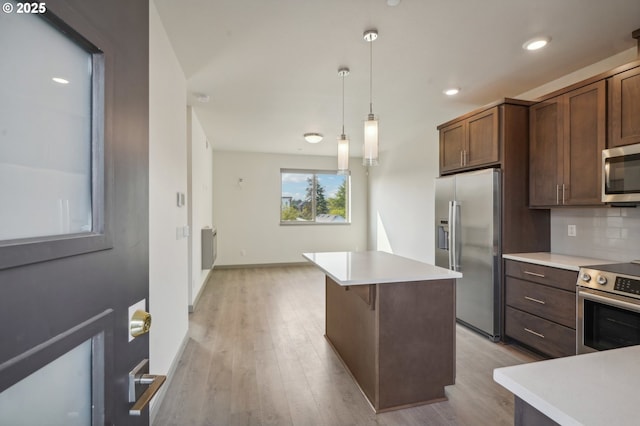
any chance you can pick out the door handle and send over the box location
[130,309,152,338]
[129,359,167,416]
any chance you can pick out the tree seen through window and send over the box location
[281,170,349,223]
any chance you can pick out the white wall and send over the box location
[367,138,438,262]
[212,151,367,265]
[148,0,188,410]
[187,107,213,308]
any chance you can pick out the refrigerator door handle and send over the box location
[448,201,454,270]
[449,200,460,271]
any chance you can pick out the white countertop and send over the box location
[494,345,640,426]
[302,251,462,286]
[502,252,613,271]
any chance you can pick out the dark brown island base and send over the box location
[303,251,462,413]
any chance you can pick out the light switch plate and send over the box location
[568,224,577,237]
[128,299,146,342]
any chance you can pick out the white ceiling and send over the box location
[154,0,640,158]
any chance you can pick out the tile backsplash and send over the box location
[551,207,640,262]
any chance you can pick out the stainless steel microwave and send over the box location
[602,143,640,203]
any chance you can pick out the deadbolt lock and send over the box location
[130,310,151,338]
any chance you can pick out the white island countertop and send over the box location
[502,252,613,271]
[494,345,640,426]
[302,251,462,286]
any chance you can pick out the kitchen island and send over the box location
[494,345,640,425]
[303,251,462,412]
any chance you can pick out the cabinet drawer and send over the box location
[505,260,577,291]
[506,307,576,358]
[506,277,575,328]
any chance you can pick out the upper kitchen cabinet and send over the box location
[438,99,549,255]
[609,66,640,148]
[438,100,529,175]
[529,80,606,207]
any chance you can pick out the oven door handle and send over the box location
[579,289,640,313]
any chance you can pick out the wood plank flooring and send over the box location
[153,265,540,426]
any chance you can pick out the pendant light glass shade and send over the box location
[363,29,379,166]
[363,115,378,166]
[337,134,350,172]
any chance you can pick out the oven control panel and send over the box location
[578,267,640,300]
[614,277,640,296]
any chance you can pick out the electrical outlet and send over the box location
[568,225,577,237]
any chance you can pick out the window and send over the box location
[0,5,109,269]
[280,169,350,224]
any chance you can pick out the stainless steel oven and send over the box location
[577,262,640,354]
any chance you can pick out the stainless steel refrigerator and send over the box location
[435,168,501,341]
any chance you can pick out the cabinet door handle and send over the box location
[562,184,566,204]
[460,151,464,166]
[524,296,546,305]
[464,150,468,165]
[556,184,560,205]
[524,328,545,339]
[524,271,545,278]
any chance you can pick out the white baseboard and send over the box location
[188,268,213,313]
[149,332,189,425]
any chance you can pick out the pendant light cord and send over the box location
[342,73,345,135]
[369,39,373,115]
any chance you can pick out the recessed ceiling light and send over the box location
[523,36,550,51]
[444,88,460,96]
[387,0,401,6]
[304,133,323,144]
[52,77,69,84]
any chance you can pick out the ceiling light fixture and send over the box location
[304,132,323,144]
[363,29,379,167]
[337,67,350,174]
[52,77,69,84]
[523,36,550,51]
[444,88,460,96]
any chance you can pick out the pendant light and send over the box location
[363,29,379,166]
[337,67,350,174]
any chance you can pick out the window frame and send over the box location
[0,7,111,270]
[280,168,351,226]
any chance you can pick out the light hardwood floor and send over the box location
[153,265,540,426]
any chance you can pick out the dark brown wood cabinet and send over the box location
[609,66,640,148]
[438,100,550,256]
[325,276,455,412]
[439,107,499,173]
[504,260,577,358]
[529,81,606,207]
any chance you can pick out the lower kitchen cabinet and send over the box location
[505,260,577,358]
